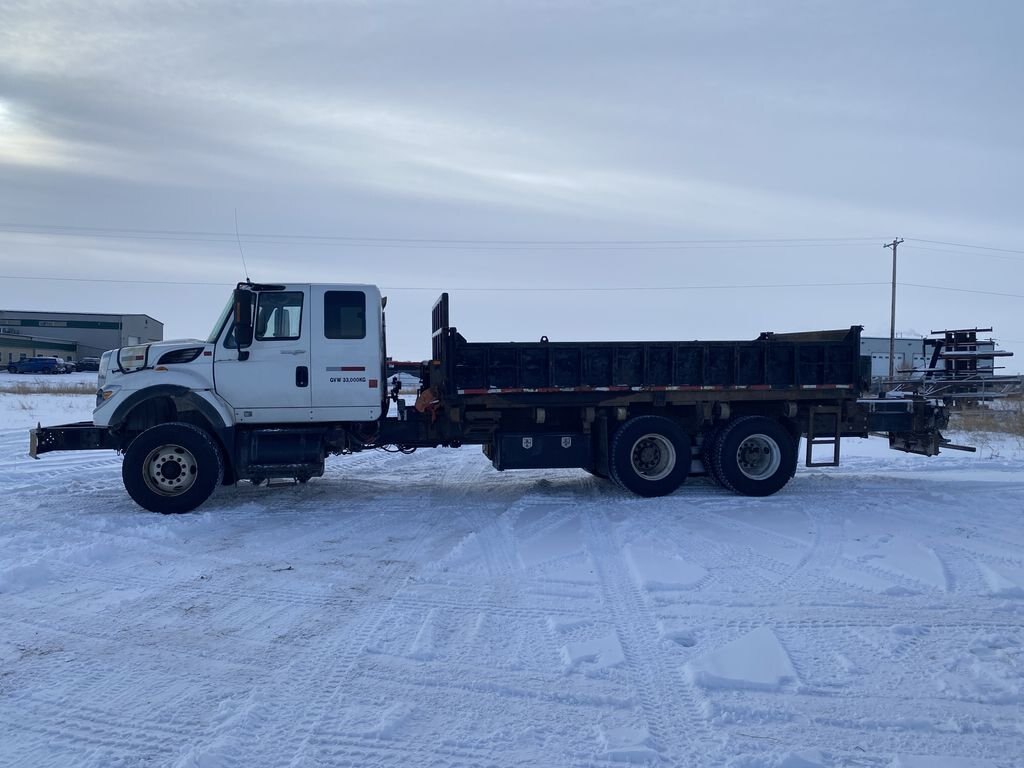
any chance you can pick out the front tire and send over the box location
[122,422,223,513]
[609,415,691,497]
[714,416,796,497]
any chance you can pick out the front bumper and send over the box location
[30,422,119,458]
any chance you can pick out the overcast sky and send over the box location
[1,1,1022,371]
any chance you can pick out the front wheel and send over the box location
[609,415,691,497]
[714,416,797,497]
[122,422,223,513]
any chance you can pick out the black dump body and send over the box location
[418,293,954,461]
[431,294,865,396]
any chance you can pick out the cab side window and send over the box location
[222,324,239,349]
[324,291,366,339]
[255,291,303,341]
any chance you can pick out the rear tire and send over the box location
[609,415,691,497]
[714,416,796,497]
[701,427,725,486]
[122,422,223,513]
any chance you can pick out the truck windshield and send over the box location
[207,296,234,343]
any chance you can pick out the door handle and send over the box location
[296,366,309,388]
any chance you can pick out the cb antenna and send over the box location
[234,208,251,282]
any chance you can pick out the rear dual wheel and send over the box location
[702,428,725,486]
[609,415,691,497]
[712,416,796,497]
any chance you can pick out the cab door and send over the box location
[214,286,313,423]
[310,285,383,421]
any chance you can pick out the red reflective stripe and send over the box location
[455,383,854,395]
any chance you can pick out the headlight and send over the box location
[117,345,150,373]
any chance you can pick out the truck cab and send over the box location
[211,283,385,423]
[89,282,386,433]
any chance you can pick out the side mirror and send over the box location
[233,289,254,353]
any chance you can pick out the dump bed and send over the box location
[430,294,865,396]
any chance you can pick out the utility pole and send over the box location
[884,237,904,384]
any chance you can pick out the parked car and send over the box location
[7,356,66,374]
[77,357,101,372]
[62,360,77,373]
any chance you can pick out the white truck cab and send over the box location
[214,283,384,423]
[94,283,386,428]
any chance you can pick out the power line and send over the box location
[386,282,891,293]
[0,275,230,287]
[905,238,1024,256]
[0,227,884,252]
[4,272,1023,297]
[901,244,1024,263]
[3,222,1022,256]
[0,274,889,292]
[0,222,885,246]
[901,282,1024,300]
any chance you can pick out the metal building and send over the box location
[860,336,932,384]
[860,330,1020,399]
[0,310,163,365]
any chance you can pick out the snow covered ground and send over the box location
[1,393,1023,767]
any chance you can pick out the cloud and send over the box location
[0,0,1021,364]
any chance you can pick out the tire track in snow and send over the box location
[390,589,591,620]
[0,453,121,495]
[362,655,634,711]
[582,507,715,764]
[0,693,201,754]
[6,504,453,766]
[776,505,846,587]
[213,463,490,768]
[701,688,1023,763]
[625,514,782,597]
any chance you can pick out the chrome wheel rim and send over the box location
[630,433,677,481]
[143,444,198,496]
[736,434,781,480]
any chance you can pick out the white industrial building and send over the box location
[860,334,1001,396]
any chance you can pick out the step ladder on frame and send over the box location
[806,405,842,467]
